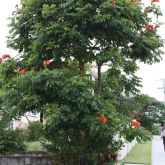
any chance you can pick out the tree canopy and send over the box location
[7,0,164,93]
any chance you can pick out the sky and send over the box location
[137,0,165,102]
[0,0,20,57]
[0,0,165,101]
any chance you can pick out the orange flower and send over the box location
[2,54,10,59]
[131,120,140,127]
[145,24,154,30]
[99,116,107,124]
[151,0,159,4]
[131,121,136,127]
[19,69,26,75]
[43,59,53,67]
[136,122,140,127]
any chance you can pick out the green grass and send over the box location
[121,141,151,165]
[26,141,43,151]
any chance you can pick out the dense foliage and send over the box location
[26,121,43,141]
[118,94,165,132]
[0,129,26,155]
[134,95,165,131]
[0,0,164,164]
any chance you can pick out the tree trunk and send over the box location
[96,64,102,94]
[79,59,85,73]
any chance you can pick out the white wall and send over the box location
[117,139,137,160]
[12,112,40,130]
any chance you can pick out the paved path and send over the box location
[152,135,165,165]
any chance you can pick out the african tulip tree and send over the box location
[0,0,164,164]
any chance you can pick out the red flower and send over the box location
[0,58,2,63]
[131,121,136,127]
[19,69,26,75]
[2,54,10,59]
[145,24,154,30]
[131,120,140,127]
[100,116,107,124]
[136,122,140,127]
[151,0,159,4]
[43,59,53,67]
[43,61,47,66]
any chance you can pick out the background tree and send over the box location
[0,0,164,164]
[116,94,165,133]
[133,95,165,132]
[0,129,26,155]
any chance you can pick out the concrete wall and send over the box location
[0,140,136,165]
[0,155,55,165]
[117,139,137,160]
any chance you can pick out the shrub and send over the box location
[151,124,160,135]
[0,129,26,155]
[26,121,43,141]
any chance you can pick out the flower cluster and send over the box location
[43,59,53,67]
[131,111,140,128]
[0,54,10,63]
[18,69,26,75]
[131,120,140,127]
[151,0,159,4]
[14,59,53,76]
[98,115,108,124]
[145,24,155,30]
[15,67,26,75]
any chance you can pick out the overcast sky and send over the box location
[0,0,165,101]
[137,0,165,102]
[0,0,20,57]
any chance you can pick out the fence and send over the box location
[117,139,137,160]
[0,152,55,165]
[0,141,136,165]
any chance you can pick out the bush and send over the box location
[0,129,26,155]
[151,124,160,135]
[26,121,43,141]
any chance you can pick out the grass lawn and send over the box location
[121,141,151,165]
[26,141,43,151]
